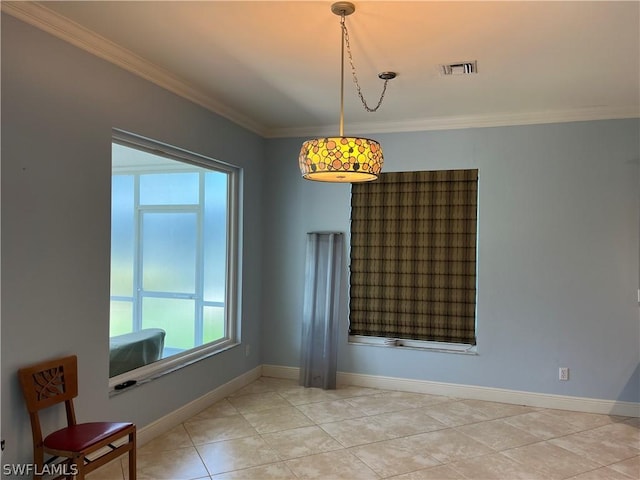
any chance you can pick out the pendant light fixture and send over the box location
[298,2,396,183]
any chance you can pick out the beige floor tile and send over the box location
[138,424,193,453]
[345,393,420,415]
[378,390,453,408]
[261,425,343,460]
[279,386,344,406]
[541,409,622,430]
[296,398,366,423]
[449,452,548,479]
[349,436,441,477]
[368,408,448,438]
[128,378,638,480]
[228,379,276,397]
[184,414,257,445]
[197,435,281,475]
[396,429,494,464]
[241,405,314,433]
[86,458,124,480]
[115,458,135,480]
[226,391,292,413]
[345,389,452,413]
[320,417,395,447]
[608,455,640,478]
[326,385,381,400]
[457,399,536,419]
[285,449,379,479]
[622,417,640,428]
[211,462,297,479]
[345,393,417,416]
[568,466,637,479]
[259,377,299,390]
[420,401,492,427]
[279,385,380,406]
[549,423,640,465]
[191,399,239,421]
[135,446,209,480]
[595,422,640,448]
[388,464,466,479]
[455,418,541,451]
[503,411,583,439]
[501,441,602,479]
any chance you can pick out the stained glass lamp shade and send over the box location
[299,136,383,182]
[298,2,393,183]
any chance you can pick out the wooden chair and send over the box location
[18,355,136,479]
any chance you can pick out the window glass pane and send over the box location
[142,212,197,293]
[142,298,195,352]
[111,175,134,297]
[203,172,228,302]
[110,300,133,336]
[110,137,239,380]
[140,173,199,205]
[203,305,225,343]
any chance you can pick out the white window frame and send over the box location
[109,129,242,392]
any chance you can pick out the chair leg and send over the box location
[33,443,44,480]
[128,431,136,480]
[73,455,84,480]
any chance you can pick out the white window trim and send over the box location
[348,335,478,355]
[109,129,242,393]
[109,339,240,393]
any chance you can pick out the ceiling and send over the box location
[4,1,639,138]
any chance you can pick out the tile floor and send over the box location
[88,377,639,479]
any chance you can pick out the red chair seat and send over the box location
[44,422,134,452]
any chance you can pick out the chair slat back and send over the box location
[19,355,79,413]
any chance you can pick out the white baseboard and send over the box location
[262,364,299,381]
[262,364,639,418]
[136,365,262,446]
[135,363,637,447]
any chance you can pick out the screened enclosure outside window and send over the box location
[110,133,240,380]
[349,169,478,346]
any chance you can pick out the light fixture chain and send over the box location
[340,16,389,113]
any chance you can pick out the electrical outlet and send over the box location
[559,367,569,381]
[245,344,251,357]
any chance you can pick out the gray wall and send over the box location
[1,15,264,465]
[263,121,640,404]
[2,9,639,470]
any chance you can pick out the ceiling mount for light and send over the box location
[331,1,355,16]
[298,2,396,183]
[379,72,397,80]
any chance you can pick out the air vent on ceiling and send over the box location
[441,61,478,76]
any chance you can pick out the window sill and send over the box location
[348,335,478,355]
[109,340,239,396]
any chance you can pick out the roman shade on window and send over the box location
[349,169,478,345]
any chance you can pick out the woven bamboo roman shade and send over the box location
[349,169,478,345]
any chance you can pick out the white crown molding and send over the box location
[3,2,638,140]
[1,1,268,137]
[263,364,640,418]
[267,106,640,139]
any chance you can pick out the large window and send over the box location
[110,132,240,383]
[349,169,478,349]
